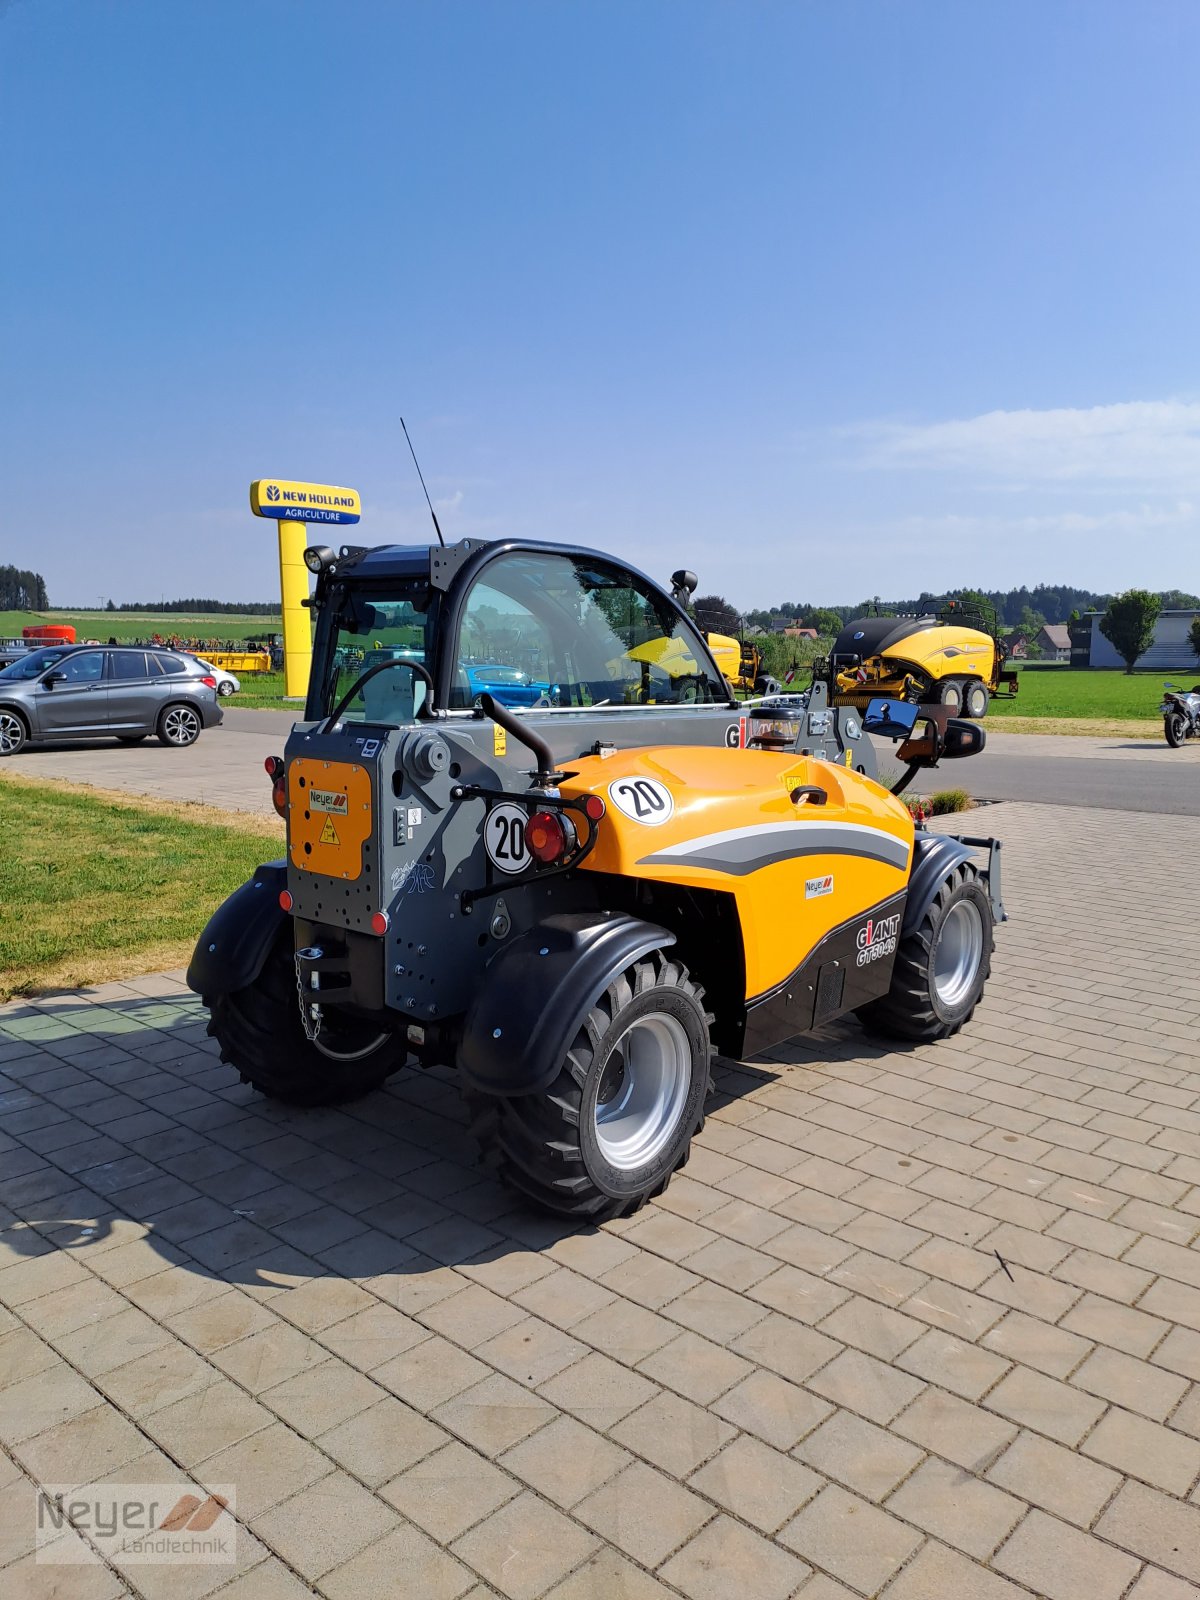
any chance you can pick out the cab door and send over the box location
[106,650,160,733]
[34,650,108,737]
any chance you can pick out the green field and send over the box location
[0,608,281,645]
[0,774,279,1000]
[989,667,1179,721]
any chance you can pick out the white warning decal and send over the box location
[607,777,674,826]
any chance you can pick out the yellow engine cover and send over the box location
[561,746,913,1000]
[287,758,373,879]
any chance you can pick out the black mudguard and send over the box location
[905,831,1005,931]
[186,861,289,998]
[458,912,676,1098]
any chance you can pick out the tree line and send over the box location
[104,599,280,615]
[0,565,49,611]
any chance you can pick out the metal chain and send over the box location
[295,952,322,1043]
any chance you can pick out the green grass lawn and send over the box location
[0,608,281,645]
[990,668,1180,721]
[0,776,280,1000]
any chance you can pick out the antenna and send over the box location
[401,417,446,548]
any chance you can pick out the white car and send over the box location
[191,658,240,698]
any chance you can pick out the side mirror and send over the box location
[861,698,920,739]
[670,569,698,604]
[941,718,986,759]
[42,672,62,688]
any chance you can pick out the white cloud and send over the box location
[849,398,1200,485]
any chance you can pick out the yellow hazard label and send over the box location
[493,725,507,756]
[844,749,853,766]
[319,816,341,846]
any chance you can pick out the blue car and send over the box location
[464,664,555,708]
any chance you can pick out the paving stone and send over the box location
[452,1490,600,1600]
[512,1266,618,1328]
[196,1421,334,1519]
[0,1363,103,1444]
[373,1332,488,1411]
[981,1308,1093,1379]
[893,1388,1017,1472]
[779,1483,923,1594]
[321,1520,475,1600]
[318,1393,449,1484]
[796,1408,924,1501]
[381,1436,521,1542]
[606,1381,736,1476]
[880,1539,1031,1600]
[431,1371,557,1457]
[659,1515,812,1600]
[144,1376,273,1464]
[896,1326,1010,1400]
[1125,1570,1200,1600]
[985,1363,1107,1446]
[572,1297,679,1364]
[994,1507,1141,1600]
[806,1346,924,1426]
[1069,1344,1188,1422]
[635,1332,750,1406]
[886,1455,1024,1559]
[501,1414,631,1509]
[1082,1407,1200,1496]
[13,1400,148,1483]
[575,1460,712,1568]
[712,1368,833,1449]
[1059,1292,1170,1359]
[729,1311,842,1385]
[986,1428,1121,1526]
[544,1546,677,1599]
[97,1339,219,1414]
[250,1470,396,1580]
[689,1432,822,1533]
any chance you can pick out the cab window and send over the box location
[327,584,432,725]
[449,552,727,709]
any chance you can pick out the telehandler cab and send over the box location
[190,538,1003,1218]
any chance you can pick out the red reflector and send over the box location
[271,778,287,818]
[264,756,278,775]
[526,809,577,865]
[370,910,390,936]
[279,890,293,911]
[583,794,605,822]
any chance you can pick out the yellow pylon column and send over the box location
[278,518,312,699]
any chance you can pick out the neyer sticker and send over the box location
[607,777,675,825]
[309,789,349,815]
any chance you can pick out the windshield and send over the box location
[325,582,432,725]
[0,647,74,681]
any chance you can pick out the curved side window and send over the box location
[448,552,728,711]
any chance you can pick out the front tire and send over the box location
[963,680,990,718]
[205,935,406,1106]
[468,953,713,1219]
[938,678,966,713]
[0,709,28,757]
[1165,711,1188,748]
[217,680,235,697]
[858,864,993,1042]
[158,703,202,747]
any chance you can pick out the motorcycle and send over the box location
[1160,682,1200,747]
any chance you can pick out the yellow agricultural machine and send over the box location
[824,601,1018,719]
[704,633,781,696]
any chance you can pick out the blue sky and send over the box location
[2,0,1198,609]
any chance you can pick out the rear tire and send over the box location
[217,681,235,697]
[963,680,990,718]
[205,934,406,1106]
[858,864,993,1042]
[158,703,202,747]
[1165,711,1188,748]
[938,678,966,713]
[467,953,713,1219]
[0,709,28,757]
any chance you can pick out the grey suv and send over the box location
[0,645,222,756]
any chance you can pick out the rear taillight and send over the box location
[265,756,286,817]
[525,809,577,865]
[201,675,217,689]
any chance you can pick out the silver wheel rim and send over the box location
[164,707,199,743]
[594,1012,692,1171]
[218,682,233,696]
[934,899,985,1007]
[315,1029,390,1062]
[0,712,23,754]
[967,686,986,715]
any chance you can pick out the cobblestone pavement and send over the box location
[2,800,1198,1598]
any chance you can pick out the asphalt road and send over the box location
[9,708,1200,817]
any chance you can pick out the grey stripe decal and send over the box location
[638,820,910,876]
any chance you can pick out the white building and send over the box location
[1086,609,1200,671]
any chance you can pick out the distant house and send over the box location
[782,627,819,640]
[1035,624,1071,662]
[1005,631,1031,659]
[1084,608,1200,671]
